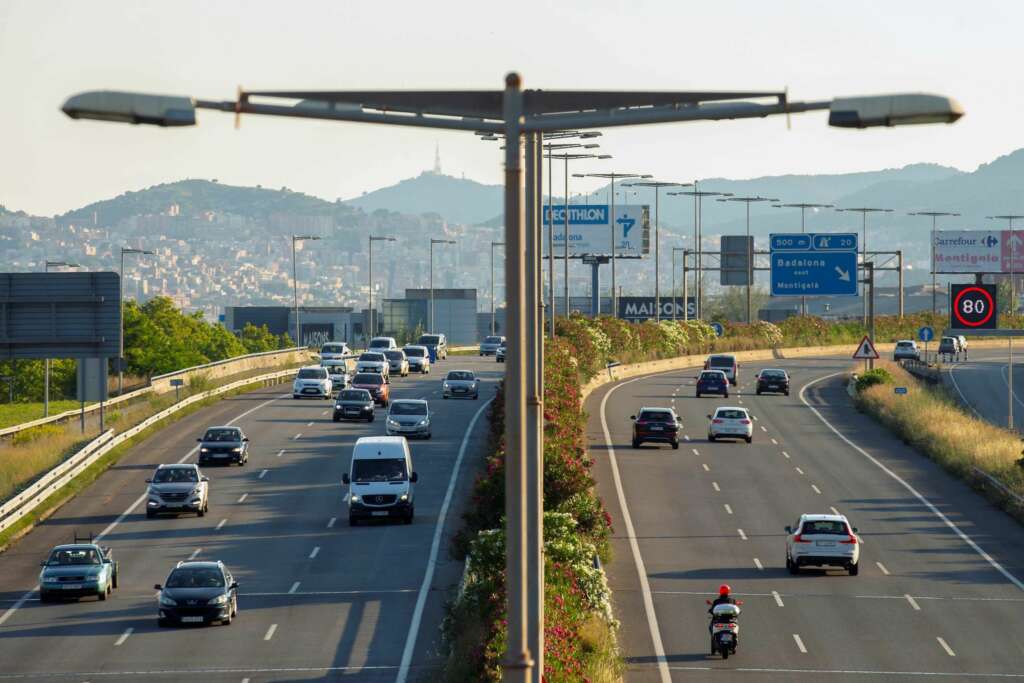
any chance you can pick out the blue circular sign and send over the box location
[710,322,724,337]
[918,326,934,342]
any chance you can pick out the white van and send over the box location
[368,337,398,351]
[341,436,417,526]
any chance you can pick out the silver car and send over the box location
[443,370,479,400]
[384,349,410,377]
[146,464,209,518]
[386,399,431,439]
[403,345,431,374]
[479,335,505,356]
[356,352,390,379]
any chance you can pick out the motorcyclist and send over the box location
[708,584,736,634]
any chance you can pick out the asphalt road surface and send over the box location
[0,356,501,682]
[589,355,1024,682]
[943,346,1024,431]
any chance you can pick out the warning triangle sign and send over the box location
[852,335,880,360]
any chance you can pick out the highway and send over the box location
[943,347,1024,431]
[589,355,1024,681]
[0,356,500,682]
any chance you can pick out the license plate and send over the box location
[166,503,184,508]
[345,409,359,415]
[181,616,204,623]
[371,511,389,517]
[454,388,466,393]
[817,541,836,547]
[62,584,83,590]
[650,426,663,431]
[721,633,733,641]
[768,385,779,389]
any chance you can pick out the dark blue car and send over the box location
[696,370,729,398]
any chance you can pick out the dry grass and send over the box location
[857,360,1024,503]
[579,615,623,683]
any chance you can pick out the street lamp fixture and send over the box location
[119,247,153,395]
[429,238,457,334]
[908,210,960,315]
[491,241,505,335]
[291,235,321,347]
[367,235,396,346]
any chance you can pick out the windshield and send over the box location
[152,467,199,484]
[359,353,385,362]
[709,356,735,368]
[384,351,404,361]
[352,458,408,483]
[447,371,475,382]
[715,409,747,420]
[326,366,347,375]
[390,402,427,416]
[419,335,441,345]
[353,373,383,386]
[202,429,240,442]
[369,339,391,348]
[639,411,673,422]
[339,390,371,401]
[896,342,914,348]
[47,548,100,565]
[404,347,426,357]
[166,567,225,588]
[484,336,502,344]
[297,368,325,379]
[799,520,850,536]
[321,344,346,354]
[699,372,724,381]
[760,370,786,379]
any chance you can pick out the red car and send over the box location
[631,407,681,450]
[350,372,390,407]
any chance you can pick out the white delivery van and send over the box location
[341,436,417,526]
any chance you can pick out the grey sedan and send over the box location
[442,370,480,400]
[197,426,248,466]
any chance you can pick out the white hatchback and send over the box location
[707,407,753,444]
[785,514,861,575]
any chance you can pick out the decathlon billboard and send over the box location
[543,204,650,257]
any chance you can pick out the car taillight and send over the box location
[740,419,751,424]
[712,419,724,424]
[840,535,858,545]
[793,534,811,543]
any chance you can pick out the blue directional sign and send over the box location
[710,322,724,337]
[918,326,934,343]
[770,232,859,297]
[894,386,908,395]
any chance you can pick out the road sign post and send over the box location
[710,322,724,337]
[770,233,859,297]
[949,284,998,330]
[918,326,934,364]
[853,334,880,373]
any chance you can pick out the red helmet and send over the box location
[718,584,731,596]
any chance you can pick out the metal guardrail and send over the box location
[971,466,1024,509]
[0,368,294,535]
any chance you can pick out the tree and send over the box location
[705,286,770,322]
[239,323,281,353]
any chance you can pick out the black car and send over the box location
[696,370,729,398]
[155,560,238,627]
[631,407,681,449]
[755,368,790,396]
[197,426,248,466]
[334,388,376,422]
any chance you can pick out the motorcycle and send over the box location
[706,600,742,659]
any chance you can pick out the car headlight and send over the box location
[200,447,209,453]
[350,495,360,503]
[210,593,229,606]
[443,382,449,389]
[335,403,343,409]
[417,420,428,426]
[231,447,242,453]
[399,494,409,501]
[159,594,177,607]
[387,419,399,427]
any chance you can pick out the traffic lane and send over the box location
[944,349,1024,430]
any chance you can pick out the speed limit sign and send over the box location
[950,284,998,329]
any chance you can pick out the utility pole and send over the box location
[837,207,893,325]
[291,235,320,347]
[491,241,504,335]
[772,202,834,315]
[367,235,395,347]
[909,211,959,316]
[862,261,875,370]
[988,214,1024,431]
[672,246,688,320]
[430,238,456,334]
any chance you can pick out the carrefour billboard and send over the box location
[542,204,650,257]
[934,230,1024,273]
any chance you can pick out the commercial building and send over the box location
[382,288,477,344]
[222,306,360,347]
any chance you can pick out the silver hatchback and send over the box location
[442,370,479,399]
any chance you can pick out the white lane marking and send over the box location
[712,482,721,492]
[905,594,921,611]
[936,636,956,656]
[771,438,778,445]
[238,493,248,503]
[793,633,808,653]
[309,546,320,560]
[396,398,494,683]
[753,415,759,421]
[258,469,268,479]
[288,581,300,595]
[684,435,691,441]
[948,363,985,418]
[772,590,785,607]
[307,421,314,427]
[114,627,133,646]
[293,433,302,440]
[738,528,748,540]
[264,623,278,641]
[782,451,791,459]
[0,391,289,628]
[188,548,201,560]
[760,425,768,433]
[830,506,840,516]
[795,467,805,475]
[216,518,227,530]
[811,484,822,495]
[692,448,700,455]
[321,410,329,416]
[724,504,733,515]
[702,463,710,472]
[876,562,890,576]
[327,517,337,529]
[738,399,743,404]
[242,678,251,683]
[666,665,1024,677]
[753,558,764,571]
[276,449,285,458]
[343,492,350,503]
[801,372,1024,592]
[596,379,672,683]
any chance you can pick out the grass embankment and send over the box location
[0,401,86,429]
[855,362,1024,514]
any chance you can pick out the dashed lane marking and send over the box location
[309,546,320,560]
[188,548,201,560]
[876,562,890,576]
[906,594,921,611]
[114,628,133,646]
[772,590,784,607]
[288,582,300,595]
[738,528,748,540]
[760,425,768,432]
[293,433,302,440]
[702,463,710,472]
[811,484,822,495]
[795,467,804,475]
[237,493,248,503]
[264,624,278,641]
[215,519,227,530]
[792,634,807,653]
[724,504,733,515]
[276,449,285,457]
[782,451,791,459]
[327,517,337,529]
[771,438,778,445]
[258,469,268,479]
[830,506,840,516]
[753,558,764,571]
[712,482,721,492]
[307,421,314,427]
[692,448,700,456]
[936,637,955,656]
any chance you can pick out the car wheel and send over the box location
[724,392,729,398]
[671,440,679,450]
[696,392,701,398]
[158,618,170,628]
[198,501,206,517]
[146,510,155,519]
[292,396,300,400]
[745,436,752,444]
[632,438,640,449]
[349,515,358,527]
[368,416,375,423]
[39,591,50,603]
[222,610,232,626]
[474,394,479,400]
[756,389,761,395]
[708,434,716,442]
[112,569,119,589]
[849,562,859,576]
[785,390,790,396]
[443,395,448,400]
[332,416,340,422]
[98,586,107,601]
[425,433,432,440]
[404,510,414,525]
[788,557,799,575]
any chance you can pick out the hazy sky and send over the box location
[2,0,1021,216]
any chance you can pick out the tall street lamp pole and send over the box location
[119,247,153,395]
[491,241,505,335]
[908,211,960,316]
[772,202,834,315]
[430,238,456,334]
[719,197,776,323]
[670,187,732,319]
[837,207,893,324]
[367,235,395,347]
[43,261,80,416]
[988,214,1024,431]
[672,246,688,319]
[623,181,690,322]
[291,235,321,347]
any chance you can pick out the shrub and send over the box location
[856,368,893,393]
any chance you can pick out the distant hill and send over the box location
[344,171,503,225]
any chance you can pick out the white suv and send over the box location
[893,340,920,361]
[356,352,390,380]
[292,366,333,399]
[707,407,753,444]
[785,514,861,575]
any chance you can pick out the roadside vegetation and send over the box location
[854,360,1024,516]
